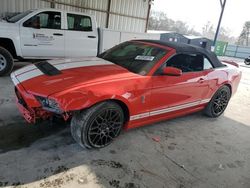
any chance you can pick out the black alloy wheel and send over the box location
[204,85,231,118]
[211,89,230,116]
[71,101,124,149]
[87,108,123,148]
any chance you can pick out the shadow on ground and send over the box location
[0,120,69,153]
[0,113,250,188]
[0,61,249,187]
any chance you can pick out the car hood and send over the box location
[0,21,18,30]
[12,57,137,96]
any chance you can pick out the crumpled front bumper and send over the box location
[16,98,36,123]
[14,87,52,124]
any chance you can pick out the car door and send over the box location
[150,53,209,113]
[201,56,219,100]
[64,13,98,57]
[20,11,64,58]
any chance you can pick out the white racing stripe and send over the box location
[14,64,37,76]
[14,57,104,76]
[130,112,150,121]
[130,99,211,121]
[150,101,201,116]
[16,69,44,83]
[10,72,19,86]
[54,60,113,71]
[12,57,113,83]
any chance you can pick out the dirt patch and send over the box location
[91,159,123,169]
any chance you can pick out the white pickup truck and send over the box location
[0,8,159,76]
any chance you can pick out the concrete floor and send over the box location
[0,59,249,188]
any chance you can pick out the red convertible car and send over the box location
[11,40,241,149]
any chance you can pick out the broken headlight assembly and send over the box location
[36,96,62,114]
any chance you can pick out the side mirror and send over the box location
[163,67,182,76]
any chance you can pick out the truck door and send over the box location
[64,13,98,57]
[20,11,64,58]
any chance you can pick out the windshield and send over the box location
[7,10,33,23]
[99,42,167,75]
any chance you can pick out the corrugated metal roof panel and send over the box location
[109,14,146,33]
[54,0,108,11]
[0,0,148,32]
[0,0,50,16]
[110,0,148,18]
[108,0,148,32]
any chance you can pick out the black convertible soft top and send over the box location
[134,40,224,68]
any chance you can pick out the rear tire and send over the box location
[70,101,124,149]
[0,47,14,76]
[204,85,231,118]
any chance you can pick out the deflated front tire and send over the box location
[70,101,124,149]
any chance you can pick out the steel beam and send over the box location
[106,0,111,28]
[213,0,227,48]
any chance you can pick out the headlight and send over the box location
[47,98,60,110]
[36,96,62,113]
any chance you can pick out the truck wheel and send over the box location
[0,47,14,76]
[71,101,124,149]
[204,85,231,118]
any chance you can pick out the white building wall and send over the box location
[109,0,148,32]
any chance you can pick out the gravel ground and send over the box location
[0,58,249,188]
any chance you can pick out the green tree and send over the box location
[148,10,199,35]
[202,22,236,44]
[238,21,250,46]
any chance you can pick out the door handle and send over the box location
[53,33,63,36]
[198,78,205,83]
[88,36,96,38]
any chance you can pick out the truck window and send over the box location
[23,11,61,30]
[67,13,92,31]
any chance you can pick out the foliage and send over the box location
[237,21,250,46]
[148,11,199,35]
[149,11,236,44]
[202,22,236,44]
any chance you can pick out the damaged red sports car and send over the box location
[11,40,242,149]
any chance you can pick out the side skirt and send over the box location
[124,105,205,130]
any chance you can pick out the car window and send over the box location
[99,42,168,75]
[203,57,214,70]
[67,13,92,31]
[166,54,204,73]
[23,11,61,29]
